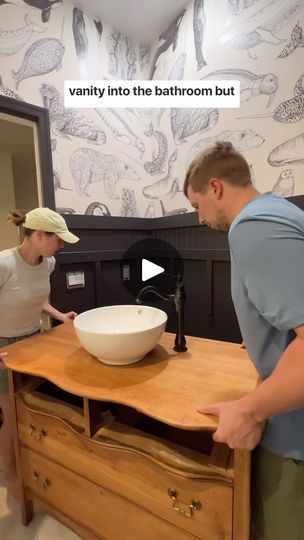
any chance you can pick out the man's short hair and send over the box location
[184,141,252,196]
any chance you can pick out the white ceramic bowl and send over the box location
[74,305,167,365]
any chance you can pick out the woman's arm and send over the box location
[43,301,77,323]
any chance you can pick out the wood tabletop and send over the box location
[2,322,259,431]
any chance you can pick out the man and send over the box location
[184,141,304,540]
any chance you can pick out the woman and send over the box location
[0,207,79,492]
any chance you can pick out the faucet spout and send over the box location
[135,275,187,353]
[136,285,170,304]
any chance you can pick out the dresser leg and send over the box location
[7,371,34,526]
[233,449,251,540]
[21,497,33,525]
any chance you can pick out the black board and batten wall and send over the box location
[1,96,303,344]
[53,212,239,342]
[52,194,304,345]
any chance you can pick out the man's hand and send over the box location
[197,399,265,450]
[60,311,77,323]
[0,352,8,361]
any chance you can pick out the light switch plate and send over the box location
[122,264,130,281]
[66,271,85,289]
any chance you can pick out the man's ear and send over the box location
[209,177,223,199]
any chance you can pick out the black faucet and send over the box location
[136,274,187,352]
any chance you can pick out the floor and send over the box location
[0,472,80,540]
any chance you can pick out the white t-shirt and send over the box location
[0,247,55,338]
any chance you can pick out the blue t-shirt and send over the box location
[229,192,304,459]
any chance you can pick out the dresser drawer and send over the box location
[20,447,200,540]
[17,398,232,539]
[16,395,87,469]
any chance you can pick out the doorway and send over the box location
[0,95,55,213]
[0,96,55,248]
[0,96,56,328]
[0,113,40,249]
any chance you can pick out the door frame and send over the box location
[0,96,55,209]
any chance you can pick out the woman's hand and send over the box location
[0,351,8,361]
[60,311,78,323]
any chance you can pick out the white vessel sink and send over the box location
[74,305,167,365]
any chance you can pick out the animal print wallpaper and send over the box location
[0,0,303,217]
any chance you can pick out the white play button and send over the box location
[121,239,183,298]
[142,259,164,282]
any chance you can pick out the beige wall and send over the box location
[0,151,18,249]
[0,115,39,235]
[13,159,39,211]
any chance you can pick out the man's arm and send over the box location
[244,325,304,419]
[198,325,304,450]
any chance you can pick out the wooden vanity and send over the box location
[3,323,259,540]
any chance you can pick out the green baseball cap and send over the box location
[23,207,79,244]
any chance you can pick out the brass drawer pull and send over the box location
[168,488,202,517]
[33,470,51,490]
[29,424,48,441]
[43,478,51,489]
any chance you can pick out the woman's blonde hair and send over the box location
[184,141,252,196]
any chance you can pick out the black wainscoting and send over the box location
[51,195,304,344]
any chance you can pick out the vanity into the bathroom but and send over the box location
[3,322,259,540]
